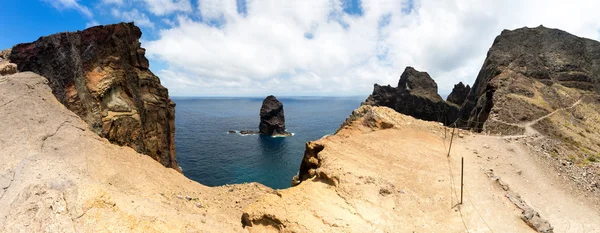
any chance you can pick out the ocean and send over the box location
[173,96,365,189]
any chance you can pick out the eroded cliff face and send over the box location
[0,72,272,232]
[363,66,460,125]
[8,23,178,171]
[459,26,600,130]
[456,26,600,162]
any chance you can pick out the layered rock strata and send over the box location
[8,23,178,171]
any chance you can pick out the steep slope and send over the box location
[8,23,178,171]
[0,72,272,232]
[457,25,600,167]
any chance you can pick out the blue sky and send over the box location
[2,0,600,97]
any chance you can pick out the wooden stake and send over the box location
[461,157,464,205]
[447,127,455,157]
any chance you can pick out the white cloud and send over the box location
[112,8,155,28]
[144,0,600,97]
[102,0,124,5]
[85,20,100,28]
[42,0,93,18]
[197,0,237,22]
[141,0,192,16]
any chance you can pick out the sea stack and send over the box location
[259,95,291,136]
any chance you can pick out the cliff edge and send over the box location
[243,105,600,232]
[0,72,273,232]
[8,23,178,171]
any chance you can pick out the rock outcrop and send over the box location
[363,66,460,125]
[8,23,178,171]
[446,82,471,107]
[258,95,290,136]
[0,49,17,76]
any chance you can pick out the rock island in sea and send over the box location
[230,95,292,137]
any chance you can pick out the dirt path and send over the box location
[449,131,600,233]
[488,98,582,136]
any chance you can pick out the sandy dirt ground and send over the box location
[244,106,600,232]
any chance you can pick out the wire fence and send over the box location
[443,122,495,233]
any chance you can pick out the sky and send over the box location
[2,1,600,97]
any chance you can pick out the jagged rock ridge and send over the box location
[8,22,178,171]
[363,66,461,125]
[446,82,470,107]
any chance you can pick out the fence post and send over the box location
[461,157,464,205]
[447,127,455,157]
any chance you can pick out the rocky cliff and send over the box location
[2,72,599,232]
[259,95,290,136]
[8,23,178,171]
[455,26,600,163]
[363,66,460,125]
[0,72,272,232]
[446,82,470,107]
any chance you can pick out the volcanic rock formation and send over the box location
[446,82,471,107]
[457,26,600,134]
[258,95,290,136]
[7,23,178,171]
[363,66,460,125]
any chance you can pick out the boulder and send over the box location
[8,22,179,171]
[259,95,290,136]
[0,62,17,76]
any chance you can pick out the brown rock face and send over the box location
[446,82,470,107]
[457,26,600,133]
[0,49,17,76]
[363,66,460,125]
[9,22,179,171]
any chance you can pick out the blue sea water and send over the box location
[173,97,364,189]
